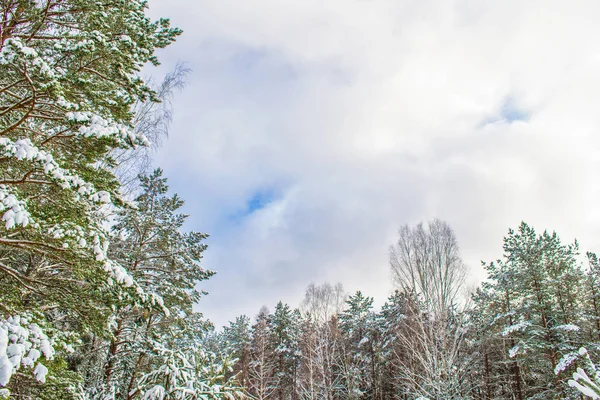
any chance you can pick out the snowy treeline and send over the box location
[212,222,600,399]
[2,1,600,400]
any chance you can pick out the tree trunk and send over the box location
[104,319,123,385]
[483,351,492,400]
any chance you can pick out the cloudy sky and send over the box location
[146,0,600,328]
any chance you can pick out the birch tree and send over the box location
[390,219,466,316]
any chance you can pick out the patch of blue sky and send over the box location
[226,187,279,224]
[481,96,530,127]
[500,97,529,122]
[246,189,275,214]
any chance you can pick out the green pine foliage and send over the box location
[338,291,376,399]
[270,302,301,400]
[473,223,585,399]
[0,1,241,398]
[2,3,600,400]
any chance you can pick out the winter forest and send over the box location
[1,1,600,399]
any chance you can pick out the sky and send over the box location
[146,0,600,328]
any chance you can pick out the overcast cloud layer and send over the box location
[147,0,600,328]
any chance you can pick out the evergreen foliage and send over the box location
[1,3,598,400]
[0,1,242,398]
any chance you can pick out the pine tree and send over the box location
[567,347,600,399]
[0,0,180,394]
[223,315,252,390]
[470,285,517,399]
[378,290,414,398]
[583,253,600,344]
[270,302,301,400]
[475,222,585,398]
[132,318,245,400]
[74,170,216,398]
[338,291,376,399]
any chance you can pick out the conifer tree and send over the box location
[0,0,180,394]
[338,291,376,399]
[469,285,516,399]
[583,253,600,344]
[475,222,585,398]
[223,315,252,390]
[270,302,301,400]
[378,290,413,398]
[74,169,219,398]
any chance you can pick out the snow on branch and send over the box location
[0,315,54,390]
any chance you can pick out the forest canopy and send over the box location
[0,1,598,400]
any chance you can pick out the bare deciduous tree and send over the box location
[112,63,191,196]
[388,220,473,398]
[389,218,466,316]
[300,282,346,325]
[248,306,277,400]
[390,293,475,398]
[298,283,346,400]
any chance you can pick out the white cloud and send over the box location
[148,0,600,327]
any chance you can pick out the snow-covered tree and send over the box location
[222,315,252,390]
[0,0,180,394]
[582,253,600,345]
[338,291,377,399]
[132,337,245,400]
[378,290,412,398]
[248,307,277,400]
[297,283,345,400]
[390,293,472,398]
[469,285,518,399]
[474,222,586,398]
[270,302,301,400]
[73,170,223,399]
[567,348,600,399]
